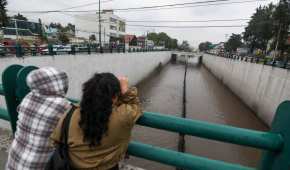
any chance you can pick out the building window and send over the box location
[110,25,117,30]
[119,21,125,32]
[110,17,117,23]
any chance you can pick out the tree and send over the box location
[89,34,96,41]
[271,0,290,57]
[0,0,8,27]
[49,22,64,31]
[147,32,178,49]
[243,4,275,53]
[13,13,28,21]
[179,40,191,51]
[58,32,70,44]
[64,23,75,35]
[198,41,213,51]
[169,39,178,49]
[224,34,243,52]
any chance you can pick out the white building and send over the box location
[74,10,126,45]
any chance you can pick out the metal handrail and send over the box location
[0,82,288,170]
[0,85,284,151]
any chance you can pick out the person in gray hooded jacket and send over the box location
[6,67,70,170]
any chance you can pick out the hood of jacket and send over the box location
[26,67,69,96]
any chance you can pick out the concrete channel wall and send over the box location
[0,52,170,112]
[0,52,170,97]
[203,53,290,126]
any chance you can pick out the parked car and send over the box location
[56,45,71,54]
[40,45,71,55]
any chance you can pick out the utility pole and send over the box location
[14,19,19,42]
[98,0,103,53]
[104,27,105,45]
[273,24,282,62]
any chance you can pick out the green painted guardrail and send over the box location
[0,64,290,170]
[0,84,4,95]
[128,141,254,170]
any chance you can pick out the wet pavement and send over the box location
[129,61,268,170]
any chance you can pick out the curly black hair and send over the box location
[79,73,121,147]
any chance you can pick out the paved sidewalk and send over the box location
[0,128,12,169]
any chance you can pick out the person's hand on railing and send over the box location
[118,76,129,95]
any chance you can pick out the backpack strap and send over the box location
[60,104,76,155]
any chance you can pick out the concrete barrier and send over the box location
[0,52,170,97]
[203,53,290,126]
[0,52,170,128]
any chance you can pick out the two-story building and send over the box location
[75,10,126,46]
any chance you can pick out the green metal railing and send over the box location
[0,64,290,170]
[0,44,168,58]
[0,84,4,95]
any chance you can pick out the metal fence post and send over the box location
[71,45,76,55]
[48,44,54,56]
[260,101,290,170]
[15,44,22,58]
[87,44,91,55]
[31,46,37,56]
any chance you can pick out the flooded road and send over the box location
[129,61,268,170]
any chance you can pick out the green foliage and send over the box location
[0,0,8,27]
[198,41,213,51]
[58,32,70,44]
[243,4,275,52]
[147,32,178,49]
[179,40,191,51]
[271,0,290,54]
[49,22,75,34]
[244,1,290,55]
[49,22,75,43]
[224,34,243,52]
[89,34,96,41]
[13,13,28,21]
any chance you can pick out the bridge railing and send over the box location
[0,64,289,170]
[0,44,169,58]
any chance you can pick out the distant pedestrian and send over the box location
[50,73,142,170]
[6,67,70,170]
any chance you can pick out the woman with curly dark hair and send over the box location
[50,73,142,170]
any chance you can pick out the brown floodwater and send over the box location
[128,62,268,170]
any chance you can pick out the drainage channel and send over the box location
[177,60,188,170]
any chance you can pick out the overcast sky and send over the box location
[6,0,278,47]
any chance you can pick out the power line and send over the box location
[110,0,232,11]
[117,0,268,12]
[9,0,113,14]
[127,24,247,28]
[64,12,249,24]
[126,19,250,23]
[59,0,113,11]
[8,0,266,13]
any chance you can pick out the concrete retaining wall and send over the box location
[0,52,171,129]
[203,53,290,126]
[0,52,170,107]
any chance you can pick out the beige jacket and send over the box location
[50,87,142,170]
